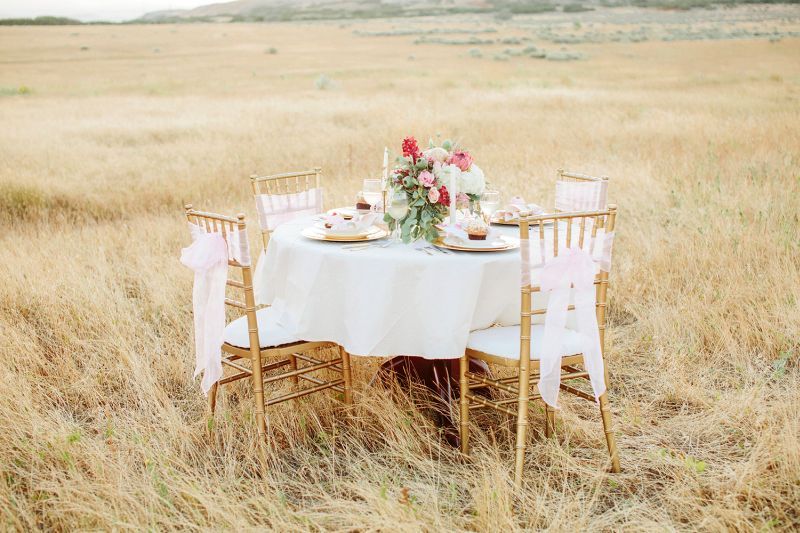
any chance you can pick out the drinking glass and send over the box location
[362,178,383,208]
[480,189,501,222]
[387,189,409,244]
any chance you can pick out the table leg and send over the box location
[374,355,492,447]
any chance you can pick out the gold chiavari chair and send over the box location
[183,204,352,444]
[555,169,609,213]
[250,168,323,251]
[458,206,621,486]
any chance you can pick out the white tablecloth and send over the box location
[254,216,525,359]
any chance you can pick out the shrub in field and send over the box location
[563,3,595,12]
[0,85,32,96]
[315,74,335,90]
[546,50,584,61]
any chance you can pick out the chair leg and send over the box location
[208,382,219,415]
[545,404,555,438]
[288,354,299,385]
[598,392,621,473]
[458,354,470,455]
[514,365,531,487]
[339,346,353,405]
[250,349,267,443]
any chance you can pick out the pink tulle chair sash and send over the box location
[518,220,616,408]
[554,180,608,213]
[181,221,252,395]
[186,221,251,266]
[255,188,323,231]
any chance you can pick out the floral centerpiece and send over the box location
[386,136,486,243]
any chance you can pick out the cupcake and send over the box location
[355,194,371,211]
[465,217,489,241]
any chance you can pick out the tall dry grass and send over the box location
[0,18,799,530]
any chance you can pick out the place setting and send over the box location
[301,211,387,242]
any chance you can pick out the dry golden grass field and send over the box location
[1,8,799,530]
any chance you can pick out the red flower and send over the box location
[402,136,422,162]
[437,185,450,206]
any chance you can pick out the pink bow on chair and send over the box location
[180,226,229,395]
[538,246,606,408]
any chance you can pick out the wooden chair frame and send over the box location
[459,205,620,486]
[184,203,351,444]
[250,167,322,251]
[555,169,609,213]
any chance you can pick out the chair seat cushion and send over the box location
[467,324,584,361]
[223,307,299,349]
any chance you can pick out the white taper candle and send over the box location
[449,166,457,225]
[382,147,389,189]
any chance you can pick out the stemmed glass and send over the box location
[362,178,383,208]
[480,189,501,223]
[387,189,409,244]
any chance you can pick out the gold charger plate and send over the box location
[302,226,388,242]
[435,236,520,252]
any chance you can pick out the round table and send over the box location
[253,215,523,360]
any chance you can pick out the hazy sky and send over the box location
[0,1,213,21]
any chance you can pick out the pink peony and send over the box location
[427,186,440,204]
[447,150,473,172]
[418,170,435,187]
[456,192,470,209]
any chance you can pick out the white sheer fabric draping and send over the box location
[180,222,251,394]
[554,180,608,213]
[255,188,323,231]
[520,221,615,408]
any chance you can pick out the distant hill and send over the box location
[135,0,800,23]
[137,0,494,22]
[2,0,793,26]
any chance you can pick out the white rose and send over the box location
[422,147,449,163]
[439,164,462,190]
[458,164,486,195]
